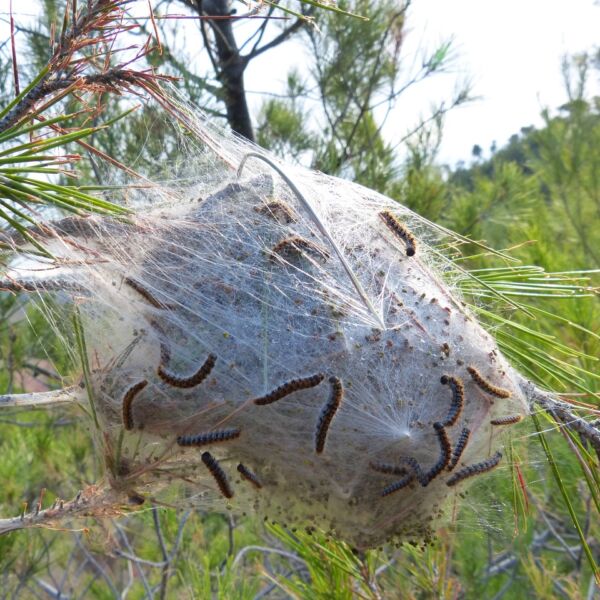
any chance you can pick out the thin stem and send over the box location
[0,386,81,409]
[238,152,385,328]
[0,485,121,536]
[519,375,600,454]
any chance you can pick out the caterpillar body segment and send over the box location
[440,375,464,427]
[467,366,512,399]
[253,373,325,406]
[177,428,241,447]
[379,210,417,257]
[158,353,217,389]
[446,451,503,487]
[237,463,263,489]
[315,376,343,454]
[448,428,471,471]
[122,380,148,431]
[201,452,234,499]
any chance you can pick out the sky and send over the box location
[398,0,600,165]
[242,0,600,166]
[2,0,599,167]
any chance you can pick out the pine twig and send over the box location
[0,485,127,536]
[519,375,600,456]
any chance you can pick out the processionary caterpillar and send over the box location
[446,451,503,487]
[421,422,452,485]
[124,277,170,310]
[382,474,414,497]
[447,427,470,471]
[315,376,343,454]
[255,201,298,224]
[440,375,464,427]
[237,463,263,489]
[370,462,409,476]
[379,210,417,257]
[253,373,325,405]
[122,380,148,431]
[490,415,523,426]
[201,451,234,499]
[397,456,427,487]
[270,236,330,262]
[177,428,241,447]
[158,353,217,389]
[466,366,512,399]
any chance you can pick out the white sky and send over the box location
[399,0,600,165]
[2,0,599,167]
[242,0,600,166]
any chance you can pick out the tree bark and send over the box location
[198,0,254,141]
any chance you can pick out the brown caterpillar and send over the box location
[370,462,409,476]
[467,366,512,399]
[237,463,263,489]
[440,375,464,427]
[446,451,503,487]
[122,380,148,431]
[253,373,325,406]
[447,427,471,471]
[124,277,170,310]
[158,353,216,389]
[382,474,414,497]
[315,376,343,454]
[379,210,417,257]
[490,415,523,426]
[177,428,241,447]
[421,422,452,485]
[201,451,233,499]
[270,236,330,262]
[255,201,298,224]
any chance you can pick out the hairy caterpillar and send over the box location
[447,427,471,471]
[370,463,409,476]
[379,210,417,257]
[270,236,330,262]
[467,366,512,399]
[315,376,343,454]
[446,451,503,487]
[396,456,427,487]
[124,277,170,310]
[421,422,452,485]
[490,415,523,426]
[255,201,298,224]
[237,463,263,489]
[121,380,148,431]
[201,452,234,499]
[440,375,465,427]
[158,353,216,389]
[177,428,241,447]
[253,373,325,406]
[382,474,415,497]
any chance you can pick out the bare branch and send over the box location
[0,386,81,409]
[519,376,600,456]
